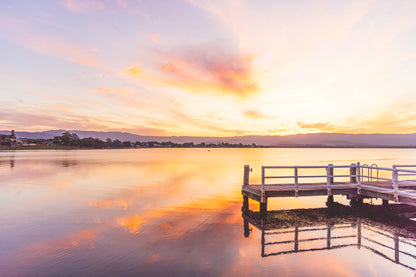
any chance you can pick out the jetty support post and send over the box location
[393,166,399,202]
[326,195,334,206]
[260,201,267,217]
[326,164,333,196]
[357,162,361,194]
[243,165,250,211]
[382,199,389,206]
[260,166,267,216]
[243,217,250,237]
[242,196,249,212]
[261,166,266,203]
[243,165,250,186]
[350,163,357,183]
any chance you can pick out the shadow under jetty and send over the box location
[242,202,416,271]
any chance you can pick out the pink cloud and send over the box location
[64,0,140,13]
[148,33,160,44]
[160,64,173,71]
[0,14,98,67]
[243,110,273,120]
[122,45,260,97]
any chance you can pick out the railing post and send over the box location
[244,165,250,186]
[350,163,357,183]
[294,167,299,197]
[326,164,333,196]
[357,162,361,194]
[329,164,334,184]
[261,166,266,203]
[393,167,399,202]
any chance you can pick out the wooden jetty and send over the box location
[242,163,416,215]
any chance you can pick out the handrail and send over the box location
[257,163,416,202]
[370,164,379,181]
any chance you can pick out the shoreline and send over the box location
[3,145,416,150]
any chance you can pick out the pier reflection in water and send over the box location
[242,203,416,271]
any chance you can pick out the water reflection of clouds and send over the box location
[0,199,244,276]
[115,199,241,236]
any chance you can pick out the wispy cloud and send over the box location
[122,66,143,76]
[243,110,272,120]
[0,13,98,66]
[297,122,334,132]
[122,45,260,97]
[65,0,107,11]
[338,96,416,134]
[89,87,130,94]
[0,105,166,136]
[64,0,137,12]
[147,33,160,44]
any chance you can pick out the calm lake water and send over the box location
[0,148,416,276]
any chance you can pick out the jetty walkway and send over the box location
[242,163,416,214]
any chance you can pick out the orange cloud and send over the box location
[50,103,75,113]
[297,122,334,132]
[122,45,260,97]
[243,110,272,120]
[122,66,142,76]
[89,87,130,94]
[88,200,130,210]
[160,64,173,71]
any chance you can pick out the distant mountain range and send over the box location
[2,129,416,147]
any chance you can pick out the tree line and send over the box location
[1,131,261,148]
[51,132,260,148]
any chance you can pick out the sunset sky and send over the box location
[1,0,416,136]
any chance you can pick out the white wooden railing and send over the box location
[258,163,416,202]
